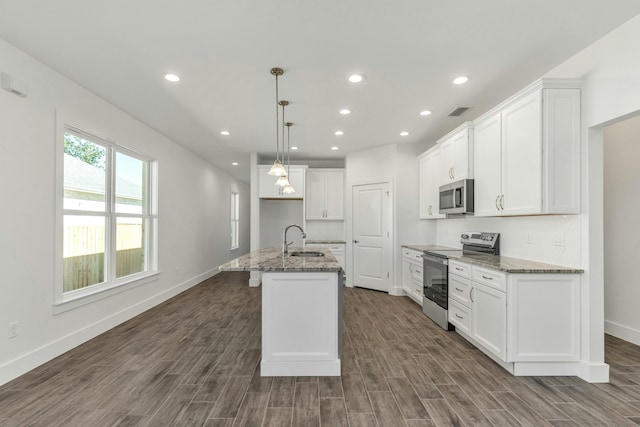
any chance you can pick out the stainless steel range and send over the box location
[421,232,500,330]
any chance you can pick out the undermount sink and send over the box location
[289,251,325,258]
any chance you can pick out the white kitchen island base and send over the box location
[261,271,342,377]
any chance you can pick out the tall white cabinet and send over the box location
[305,169,344,220]
[473,79,581,217]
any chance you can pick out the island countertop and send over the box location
[218,247,343,272]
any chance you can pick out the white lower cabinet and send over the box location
[471,282,507,361]
[448,260,580,375]
[401,248,423,304]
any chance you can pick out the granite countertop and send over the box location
[402,244,583,274]
[219,247,343,272]
[450,253,584,274]
[402,244,459,252]
[306,240,346,244]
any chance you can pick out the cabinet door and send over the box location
[439,137,455,184]
[324,170,344,219]
[258,166,282,198]
[471,282,506,361]
[451,129,470,181]
[419,149,445,219]
[501,91,542,215]
[305,170,325,218]
[287,168,305,198]
[473,113,502,216]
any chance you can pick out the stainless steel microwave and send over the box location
[439,179,474,215]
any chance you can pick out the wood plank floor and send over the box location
[2,271,640,426]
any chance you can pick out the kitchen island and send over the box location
[219,247,343,376]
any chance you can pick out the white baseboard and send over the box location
[576,361,610,383]
[388,286,405,296]
[605,319,640,346]
[0,268,219,387]
[260,360,341,376]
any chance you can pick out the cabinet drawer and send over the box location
[449,300,471,335]
[472,266,506,292]
[403,249,423,262]
[449,275,471,307]
[449,260,471,278]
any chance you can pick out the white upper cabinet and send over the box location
[258,165,306,199]
[439,124,473,184]
[418,147,445,219]
[305,169,344,220]
[473,79,581,217]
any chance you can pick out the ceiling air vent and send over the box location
[448,107,469,117]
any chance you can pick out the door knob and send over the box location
[353,240,360,244]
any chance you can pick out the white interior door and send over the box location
[352,182,392,292]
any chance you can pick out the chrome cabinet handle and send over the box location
[455,267,463,271]
[482,275,493,280]
[500,195,504,210]
[451,167,455,179]
[495,195,500,211]
[470,288,475,303]
[455,314,464,319]
[455,287,463,292]
[353,240,360,244]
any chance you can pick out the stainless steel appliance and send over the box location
[439,179,474,215]
[422,232,500,330]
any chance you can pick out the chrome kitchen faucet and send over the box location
[282,224,306,254]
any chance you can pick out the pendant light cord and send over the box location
[275,73,280,163]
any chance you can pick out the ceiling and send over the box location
[1,1,640,182]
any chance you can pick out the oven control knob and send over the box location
[461,234,469,240]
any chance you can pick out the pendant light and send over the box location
[275,100,291,187]
[282,122,296,194]
[267,68,287,177]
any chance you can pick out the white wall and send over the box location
[345,144,436,293]
[0,38,250,385]
[603,115,640,344]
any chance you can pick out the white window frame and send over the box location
[54,117,159,313]
[230,191,240,251]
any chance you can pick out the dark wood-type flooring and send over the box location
[2,272,640,426]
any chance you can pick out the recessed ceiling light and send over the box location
[231,162,239,166]
[334,130,344,136]
[348,74,364,83]
[420,110,432,116]
[331,146,339,151]
[291,146,299,150]
[400,131,410,136]
[453,76,469,85]
[220,130,231,136]
[164,73,180,82]
[340,109,351,115]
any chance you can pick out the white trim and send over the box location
[1,268,219,387]
[52,271,160,314]
[605,320,640,346]
[260,360,341,376]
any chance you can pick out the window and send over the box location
[59,125,157,303]
[230,191,239,250]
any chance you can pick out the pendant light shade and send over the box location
[275,174,290,187]
[267,68,287,177]
[267,160,287,177]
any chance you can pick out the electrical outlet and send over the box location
[8,321,19,339]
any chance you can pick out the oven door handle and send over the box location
[421,254,448,265]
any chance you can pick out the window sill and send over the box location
[53,271,160,315]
